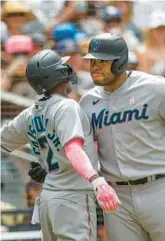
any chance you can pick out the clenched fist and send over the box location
[28,162,47,184]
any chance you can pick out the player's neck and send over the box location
[48,81,70,98]
[55,89,68,97]
[104,72,127,93]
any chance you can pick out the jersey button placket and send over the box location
[109,94,123,179]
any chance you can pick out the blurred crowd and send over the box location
[1,0,165,101]
[1,0,165,240]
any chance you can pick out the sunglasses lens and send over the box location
[7,13,26,17]
[105,18,122,23]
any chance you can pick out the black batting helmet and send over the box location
[26,49,78,95]
[83,33,128,76]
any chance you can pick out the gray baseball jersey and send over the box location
[1,94,99,191]
[80,71,165,182]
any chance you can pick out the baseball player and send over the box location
[79,33,165,241]
[0,49,119,241]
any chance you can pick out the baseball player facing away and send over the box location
[79,33,165,241]
[0,50,120,241]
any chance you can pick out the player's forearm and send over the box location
[64,138,98,182]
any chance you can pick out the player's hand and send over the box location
[92,177,120,213]
[28,162,47,184]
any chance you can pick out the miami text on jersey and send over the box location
[91,104,149,129]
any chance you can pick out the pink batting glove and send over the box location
[92,177,120,213]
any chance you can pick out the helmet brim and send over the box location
[61,56,70,63]
[83,52,120,60]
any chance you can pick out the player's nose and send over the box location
[91,64,101,71]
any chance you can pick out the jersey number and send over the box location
[38,135,59,172]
